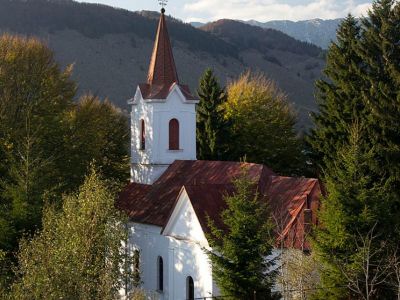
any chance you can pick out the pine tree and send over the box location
[354,0,400,245]
[196,68,228,160]
[313,124,395,299]
[307,15,365,171]
[206,170,277,300]
[356,0,400,183]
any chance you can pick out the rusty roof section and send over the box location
[147,11,179,86]
[137,12,197,100]
[117,160,321,251]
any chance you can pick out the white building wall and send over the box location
[127,190,218,299]
[130,86,197,185]
[128,223,217,300]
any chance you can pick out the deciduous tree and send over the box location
[224,72,304,176]
[8,168,136,300]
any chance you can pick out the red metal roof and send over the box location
[138,12,196,100]
[117,160,321,251]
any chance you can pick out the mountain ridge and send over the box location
[192,18,341,49]
[0,0,325,129]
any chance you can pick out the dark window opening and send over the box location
[169,118,179,150]
[186,276,194,300]
[158,256,163,291]
[140,119,145,150]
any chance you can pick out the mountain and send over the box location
[0,0,325,129]
[190,22,205,28]
[244,19,342,49]
[193,19,341,49]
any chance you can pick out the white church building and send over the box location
[117,8,321,300]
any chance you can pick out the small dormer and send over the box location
[129,9,199,185]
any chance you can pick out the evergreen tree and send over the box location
[196,68,228,160]
[307,15,365,171]
[8,168,137,300]
[356,0,400,185]
[313,124,395,299]
[224,72,304,175]
[354,0,400,246]
[206,170,277,300]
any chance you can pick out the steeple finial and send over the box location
[159,0,167,13]
[146,4,179,86]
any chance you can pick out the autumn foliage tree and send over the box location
[224,72,304,175]
[8,169,136,300]
[0,34,129,284]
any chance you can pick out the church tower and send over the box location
[129,9,199,184]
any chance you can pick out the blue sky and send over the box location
[75,0,373,22]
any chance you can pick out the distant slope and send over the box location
[245,19,342,49]
[0,0,325,129]
[201,20,325,129]
[201,20,323,57]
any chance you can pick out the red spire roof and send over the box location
[137,10,197,100]
[147,11,179,86]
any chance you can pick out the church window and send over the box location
[157,256,164,291]
[186,276,194,300]
[169,118,179,150]
[140,119,145,150]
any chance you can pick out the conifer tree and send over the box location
[313,124,395,299]
[356,0,400,183]
[196,68,228,160]
[307,15,364,170]
[206,170,277,300]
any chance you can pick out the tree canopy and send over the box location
[7,168,136,300]
[223,72,304,175]
[0,34,129,283]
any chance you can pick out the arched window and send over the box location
[140,119,145,150]
[157,256,163,291]
[169,118,179,150]
[186,276,194,300]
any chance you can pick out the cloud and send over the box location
[183,0,372,22]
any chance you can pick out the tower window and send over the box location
[140,119,145,150]
[169,118,179,150]
[157,256,163,291]
[186,276,194,300]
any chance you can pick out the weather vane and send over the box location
[158,0,168,13]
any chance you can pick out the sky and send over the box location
[75,0,373,23]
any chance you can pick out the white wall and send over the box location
[130,85,197,184]
[127,190,218,300]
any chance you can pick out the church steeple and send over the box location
[147,9,179,86]
[129,7,198,185]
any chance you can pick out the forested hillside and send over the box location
[0,0,326,128]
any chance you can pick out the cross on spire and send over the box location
[158,0,167,13]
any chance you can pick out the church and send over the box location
[117,8,321,300]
